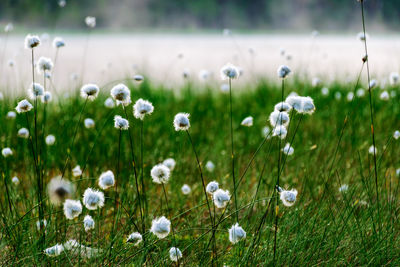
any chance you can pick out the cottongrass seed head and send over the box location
[16,99,33,113]
[114,115,129,130]
[44,244,64,257]
[45,135,56,145]
[133,98,154,120]
[98,170,115,190]
[206,181,219,194]
[6,111,16,119]
[126,232,143,246]
[228,223,246,244]
[63,199,82,220]
[206,161,215,172]
[173,113,190,131]
[181,184,191,195]
[339,184,349,193]
[110,83,131,106]
[241,116,253,127]
[84,118,95,129]
[25,34,41,49]
[2,147,13,158]
[80,84,99,101]
[213,189,230,208]
[53,37,65,48]
[220,63,240,80]
[282,143,294,155]
[28,83,44,99]
[85,16,96,28]
[82,188,105,210]
[393,130,400,140]
[37,57,53,74]
[104,97,115,108]
[48,176,74,206]
[277,65,291,79]
[390,72,399,86]
[163,158,176,171]
[83,215,95,232]
[368,145,377,155]
[150,216,171,239]
[72,165,82,177]
[278,187,298,207]
[269,110,290,127]
[272,125,287,139]
[12,176,20,185]
[169,247,183,262]
[151,164,171,184]
[274,102,292,112]
[286,95,315,114]
[41,91,52,103]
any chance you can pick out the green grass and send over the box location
[0,80,399,266]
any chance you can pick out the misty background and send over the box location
[0,0,399,32]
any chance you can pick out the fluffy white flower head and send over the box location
[173,113,190,131]
[41,91,52,103]
[220,63,239,80]
[98,170,115,190]
[46,135,56,145]
[282,143,294,155]
[2,148,12,157]
[82,188,105,210]
[163,158,176,171]
[25,34,41,49]
[48,176,74,206]
[12,176,20,185]
[151,164,171,184]
[37,57,53,74]
[114,115,129,130]
[16,99,33,113]
[393,130,400,140]
[272,125,287,139]
[241,116,253,127]
[228,223,246,244]
[269,110,290,127]
[133,98,154,120]
[84,118,95,129]
[368,145,377,155]
[277,65,291,79]
[80,84,99,101]
[63,199,82,219]
[206,181,219,194]
[150,216,171,239]
[104,97,115,108]
[169,247,183,262]
[181,184,191,195]
[85,16,96,28]
[206,161,215,172]
[28,83,44,99]
[213,189,230,208]
[127,232,143,246]
[44,244,64,257]
[72,165,82,177]
[110,83,131,106]
[278,187,298,207]
[53,37,65,48]
[83,215,95,232]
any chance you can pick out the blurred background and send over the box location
[0,0,399,32]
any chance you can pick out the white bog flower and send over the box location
[393,130,400,140]
[269,110,290,127]
[369,79,377,89]
[151,164,171,184]
[12,176,20,185]
[63,199,82,219]
[41,91,52,103]
[45,135,56,145]
[274,102,292,112]
[181,184,191,195]
[83,215,95,232]
[380,91,389,101]
[356,88,365,97]
[24,34,41,49]
[277,65,291,79]
[98,170,115,190]
[339,184,349,193]
[36,219,47,231]
[278,188,298,207]
[282,143,294,155]
[114,115,129,130]
[133,74,144,82]
[2,148,13,157]
[220,83,229,93]
[37,57,53,74]
[368,145,377,155]
[28,83,44,99]
[335,92,342,100]
[110,83,131,106]
[213,189,230,208]
[80,84,99,101]
[44,244,64,257]
[262,126,270,138]
[163,158,176,171]
[16,99,33,113]
[127,232,143,246]
[390,72,399,86]
[85,16,96,28]
[220,63,239,80]
[53,37,65,48]
[104,97,115,108]
[286,96,315,114]
[82,188,105,210]
[169,247,183,262]
[72,165,82,177]
[347,92,354,102]
[228,223,246,244]
[272,125,287,139]
[241,116,253,127]
[173,113,190,131]
[206,161,215,172]
[206,181,219,194]
[48,176,74,206]
[321,87,329,96]
[312,77,321,87]
[150,216,171,239]
[133,98,154,120]
[84,118,95,129]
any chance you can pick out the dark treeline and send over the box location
[0,0,399,31]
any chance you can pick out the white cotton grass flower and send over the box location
[206,181,219,194]
[104,97,115,108]
[262,126,270,138]
[48,176,74,206]
[357,32,368,41]
[63,239,102,259]
[83,215,95,232]
[15,99,33,113]
[7,111,16,119]
[213,189,230,208]
[24,34,41,49]
[220,83,229,93]
[98,170,115,190]
[2,148,13,158]
[199,69,211,81]
[12,176,20,185]
[127,232,143,246]
[278,187,298,207]
[85,16,96,28]
[173,113,190,131]
[41,91,52,103]
[272,125,287,139]
[285,96,315,114]
[28,83,44,99]
[80,84,99,101]
[241,116,253,127]
[282,143,294,155]
[53,37,65,48]
[37,57,53,74]
[220,63,239,80]
[228,223,246,244]
[133,74,144,82]
[163,158,176,171]
[274,102,292,112]
[206,161,215,172]
[82,188,105,210]
[380,91,389,101]
[150,216,171,239]
[63,199,82,219]
[181,184,191,195]
[58,0,66,7]
[169,247,183,262]
[339,184,349,193]
[346,92,354,102]
[390,72,399,86]
[335,92,342,100]
[312,77,321,87]
[4,23,13,33]
[44,244,64,257]
[72,165,82,177]
[368,145,377,155]
[110,83,131,106]
[277,65,291,79]
[369,79,377,89]
[84,118,95,129]
[133,98,154,120]
[45,135,56,145]
[114,115,129,130]
[393,130,400,140]
[269,110,290,127]
[151,164,171,184]
[36,219,47,231]
[321,87,329,96]
[356,88,365,98]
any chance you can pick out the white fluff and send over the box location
[72,165,82,177]
[114,115,129,130]
[169,247,183,262]
[241,116,253,127]
[133,98,154,120]
[213,189,230,208]
[269,110,290,127]
[2,148,13,157]
[279,188,298,207]
[52,37,65,48]
[80,84,99,101]
[45,135,56,145]
[48,176,74,206]
[44,244,64,257]
[84,118,95,129]
[368,145,377,155]
[98,170,115,190]
[150,216,171,239]
[82,188,105,210]
[220,63,239,80]
[83,215,95,232]
[16,99,33,113]
[282,143,294,155]
[163,158,176,171]
[181,184,191,195]
[25,34,41,49]
[104,97,115,108]
[28,83,44,99]
[205,161,215,172]
[12,176,20,185]
[127,232,143,246]
[110,83,131,106]
[272,125,287,139]
[277,65,291,79]
[393,130,400,140]
[63,199,82,220]
[173,113,190,131]
[206,181,219,194]
[228,223,246,244]
[151,164,171,184]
